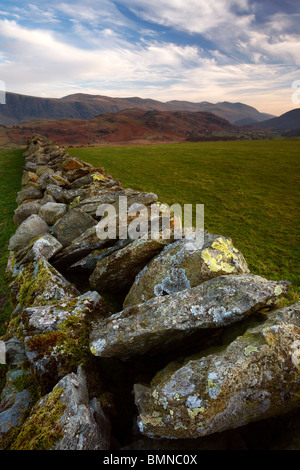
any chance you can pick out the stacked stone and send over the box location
[0,135,299,450]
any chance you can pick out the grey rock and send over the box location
[16,186,43,205]
[90,237,171,294]
[13,200,41,226]
[38,202,67,226]
[0,369,34,448]
[134,302,300,439]
[124,233,250,308]
[51,208,96,247]
[77,189,158,217]
[45,184,66,203]
[8,214,50,252]
[51,226,112,270]
[5,338,27,366]
[23,291,101,336]
[63,187,86,204]
[15,366,111,450]
[39,193,56,206]
[14,233,63,268]
[53,367,110,450]
[90,274,289,359]
[67,238,132,274]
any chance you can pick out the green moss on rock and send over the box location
[11,386,66,450]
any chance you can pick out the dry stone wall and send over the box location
[0,135,299,450]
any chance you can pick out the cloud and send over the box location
[0,19,206,86]
[122,0,254,35]
[0,1,299,115]
[122,0,300,66]
[11,3,59,23]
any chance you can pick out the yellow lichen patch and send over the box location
[142,414,163,428]
[187,407,205,422]
[211,237,238,260]
[201,249,236,273]
[274,286,283,296]
[92,173,105,181]
[244,345,258,356]
[174,424,188,431]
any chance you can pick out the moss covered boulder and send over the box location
[11,366,110,450]
[0,369,35,449]
[134,302,300,439]
[22,291,105,380]
[10,258,79,309]
[123,233,250,308]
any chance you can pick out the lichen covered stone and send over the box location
[134,302,300,439]
[123,233,250,308]
[90,274,289,359]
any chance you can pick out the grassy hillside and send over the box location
[0,149,24,334]
[69,139,300,293]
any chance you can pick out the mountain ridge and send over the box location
[0,91,275,126]
[256,108,300,130]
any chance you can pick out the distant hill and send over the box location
[257,108,300,130]
[0,109,239,148]
[0,92,275,126]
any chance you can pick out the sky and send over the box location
[0,0,299,115]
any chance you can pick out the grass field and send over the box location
[69,140,300,294]
[0,149,24,335]
[0,140,299,335]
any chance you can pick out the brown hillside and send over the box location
[0,109,239,148]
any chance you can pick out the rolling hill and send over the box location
[0,109,239,148]
[0,91,274,126]
[257,108,300,130]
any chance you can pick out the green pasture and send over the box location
[0,139,299,335]
[69,140,300,293]
[0,149,24,335]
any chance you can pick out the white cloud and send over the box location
[12,3,59,23]
[0,2,299,115]
[122,0,254,35]
[122,0,300,67]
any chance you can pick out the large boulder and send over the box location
[134,302,300,439]
[89,237,172,294]
[90,274,289,359]
[21,290,104,380]
[51,208,96,247]
[38,202,67,226]
[13,233,63,270]
[16,186,43,206]
[76,189,158,217]
[123,233,250,308]
[13,200,41,226]
[10,258,79,308]
[51,226,114,271]
[10,366,110,450]
[8,214,50,252]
